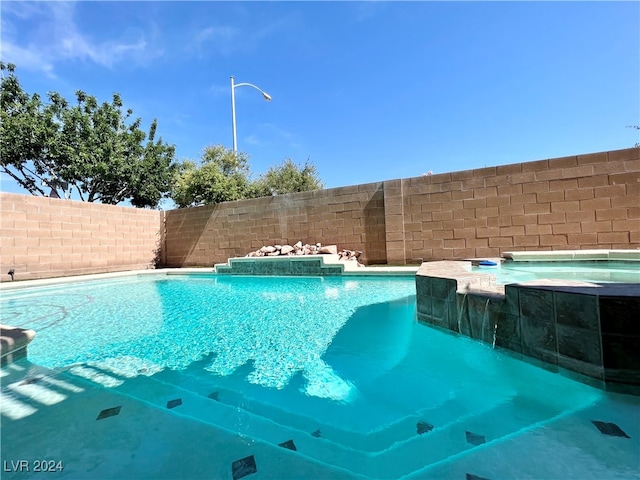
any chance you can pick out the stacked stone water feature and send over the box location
[246,241,364,266]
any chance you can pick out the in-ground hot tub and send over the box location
[415,250,640,395]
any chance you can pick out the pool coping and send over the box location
[501,249,640,262]
[0,265,419,292]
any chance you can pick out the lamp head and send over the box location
[262,92,272,101]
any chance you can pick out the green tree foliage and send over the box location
[1,63,176,207]
[251,158,324,196]
[171,145,252,208]
[171,146,324,208]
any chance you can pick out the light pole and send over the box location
[230,76,272,152]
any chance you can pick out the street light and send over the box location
[230,76,272,152]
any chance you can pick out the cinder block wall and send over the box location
[1,147,638,279]
[164,183,387,267]
[0,193,163,282]
[398,148,639,263]
[165,147,639,267]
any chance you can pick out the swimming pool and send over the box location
[2,273,639,479]
[471,260,640,284]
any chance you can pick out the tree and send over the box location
[1,63,176,208]
[250,158,324,196]
[171,145,252,208]
[170,145,324,208]
[0,63,52,196]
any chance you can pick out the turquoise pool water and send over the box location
[2,274,638,479]
[473,260,640,284]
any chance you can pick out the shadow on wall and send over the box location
[163,184,390,268]
[363,185,387,265]
[163,203,220,267]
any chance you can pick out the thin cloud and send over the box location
[0,42,56,78]
[244,134,264,146]
[210,83,229,97]
[260,122,305,151]
[262,122,295,141]
[0,2,162,74]
[196,26,240,46]
[352,2,388,22]
[188,12,301,57]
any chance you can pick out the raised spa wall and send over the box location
[415,258,640,395]
[0,325,36,366]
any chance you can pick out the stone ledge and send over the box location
[1,324,36,365]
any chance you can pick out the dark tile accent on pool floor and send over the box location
[592,421,631,438]
[311,429,322,438]
[231,455,257,480]
[167,398,182,409]
[19,376,42,385]
[278,439,297,451]
[208,391,219,401]
[96,406,121,420]
[465,431,486,446]
[417,421,434,434]
[466,474,491,480]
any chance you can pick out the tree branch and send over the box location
[1,165,47,196]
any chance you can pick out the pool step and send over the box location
[152,367,484,453]
[139,366,560,466]
[364,396,555,478]
[80,371,371,476]
[62,365,576,479]
[135,373,566,479]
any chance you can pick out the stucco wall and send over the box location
[165,147,639,267]
[0,193,162,281]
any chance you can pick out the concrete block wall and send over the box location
[164,182,388,268]
[1,147,638,277]
[0,192,162,281]
[400,148,640,263]
[165,147,639,267]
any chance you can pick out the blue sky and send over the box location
[1,1,638,203]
